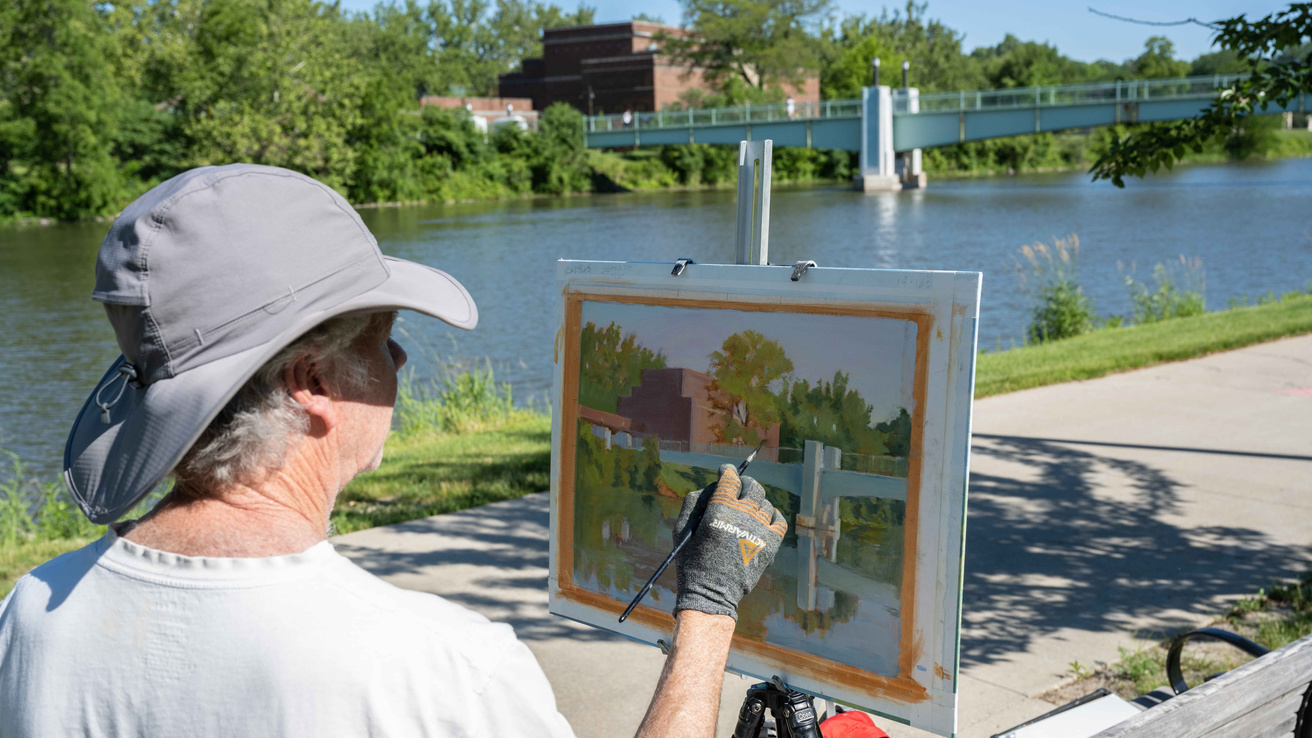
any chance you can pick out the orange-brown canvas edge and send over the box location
[555,288,933,705]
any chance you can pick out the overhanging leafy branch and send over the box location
[1090,3,1312,187]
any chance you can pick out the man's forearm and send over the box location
[634,611,736,738]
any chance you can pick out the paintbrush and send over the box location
[618,441,765,624]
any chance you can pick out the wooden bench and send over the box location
[1092,631,1312,738]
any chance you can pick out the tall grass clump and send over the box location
[1013,234,1095,343]
[1,451,100,545]
[393,365,517,437]
[1122,255,1206,324]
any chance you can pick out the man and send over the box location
[0,164,787,737]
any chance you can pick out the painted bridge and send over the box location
[583,74,1310,190]
[659,439,899,611]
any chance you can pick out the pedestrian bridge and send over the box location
[583,74,1309,190]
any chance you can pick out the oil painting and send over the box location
[570,301,917,678]
[550,261,980,736]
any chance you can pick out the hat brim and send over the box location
[65,257,477,524]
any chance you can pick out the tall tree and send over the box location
[2,0,126,217]
[660,0,832,95]
[707,331,793,446]
[822,2,981,98]
[1130,36,1190,79]
[577,321,667,413]
[1092,4,1312,186]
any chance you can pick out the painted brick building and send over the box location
[615,368,780,449]
[498,21,819,115]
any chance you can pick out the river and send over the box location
[3,158,1311,478]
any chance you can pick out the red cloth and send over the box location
[820,711,889,738]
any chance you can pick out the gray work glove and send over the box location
[673,464,788,620]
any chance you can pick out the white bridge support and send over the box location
[856,86,924,192]
[657,439,907,613]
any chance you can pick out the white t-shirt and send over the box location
[0,527,576,737]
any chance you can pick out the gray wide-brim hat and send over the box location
[65,164,478,523]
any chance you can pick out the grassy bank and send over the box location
[6,291,1312,597]
[978,292,1312,397]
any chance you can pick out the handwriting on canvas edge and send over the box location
[898,273,933,289]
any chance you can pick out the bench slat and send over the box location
[1092,633,1312,738]
[1199,685,1302,738]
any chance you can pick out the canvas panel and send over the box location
[549,261,981,736]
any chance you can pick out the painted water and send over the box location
[3,159,1312,476]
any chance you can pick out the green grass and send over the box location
[977,293,1312,398]
[332,412,550,534]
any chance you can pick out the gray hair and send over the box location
[171,312,392,497]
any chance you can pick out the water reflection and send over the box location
[572,431,907,679]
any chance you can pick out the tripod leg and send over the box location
[776,690,821,738]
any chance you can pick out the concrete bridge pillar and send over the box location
[855,86,926,192]
[895,89,926,190]
[855,86,899,191]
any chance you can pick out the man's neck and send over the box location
[123,453,340,558]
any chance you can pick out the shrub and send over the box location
[1122,256,1206,324]
[1013,234,1095,343]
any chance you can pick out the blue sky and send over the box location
[336,1,1289,66]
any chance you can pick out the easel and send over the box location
[671,140,816,278]
[674,139,825,738]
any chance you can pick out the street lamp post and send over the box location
[872,57,880,87]
[902,60,909,90]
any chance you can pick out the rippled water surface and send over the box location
[3,158,1311,476]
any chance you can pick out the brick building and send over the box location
[498,21,819,115]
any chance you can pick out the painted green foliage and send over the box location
[578,321,668,413]
[708,331,793,446]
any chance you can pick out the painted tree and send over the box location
[707,331,793,446]
[777,371,889,457]
[578,321,667,413]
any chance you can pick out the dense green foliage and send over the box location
[776,373,911,465]
[707,330,793,446]
[577,321,668,413]
[0,0,600,219]
[2,0,1309,220]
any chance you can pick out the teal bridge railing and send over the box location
[582,73,1306,153]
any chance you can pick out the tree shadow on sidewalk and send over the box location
[961,435,1311,669]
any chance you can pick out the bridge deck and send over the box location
[584,74,1307,152]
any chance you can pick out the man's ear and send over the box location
[284,352,339,434]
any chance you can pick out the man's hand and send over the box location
[673,464,787,620]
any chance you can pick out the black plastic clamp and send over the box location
[790,260,818,281]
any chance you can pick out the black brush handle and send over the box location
[618,479,715,623]
[618,445,760,624]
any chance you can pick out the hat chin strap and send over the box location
[96,364,140,424]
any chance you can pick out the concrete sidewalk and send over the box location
[335,334,1312,738]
